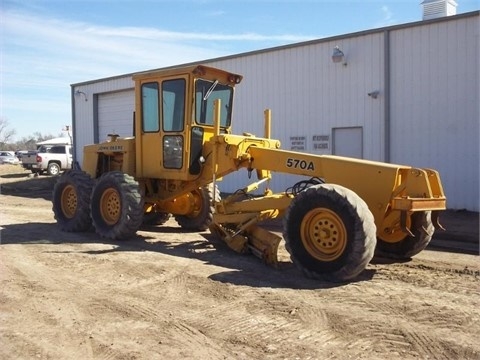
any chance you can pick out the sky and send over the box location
[1,0,479,142]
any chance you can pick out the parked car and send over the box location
[21,145,72,175]
[15,150,29,160]
[0,151,20,165]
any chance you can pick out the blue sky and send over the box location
[1,0,478,141]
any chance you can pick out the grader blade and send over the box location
[244,225,281,265]
[209,223,249,253]
[209,222,281,265]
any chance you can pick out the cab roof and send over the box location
[132,64,242,85]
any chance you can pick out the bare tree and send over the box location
[0,117,17,149]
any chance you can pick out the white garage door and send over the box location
[98,90,135,142]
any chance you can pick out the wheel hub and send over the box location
[300,208,347,261]
[379,211,411,243]
[100,188,121,225]
[61,185,77,219]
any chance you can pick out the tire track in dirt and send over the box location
[398,324,449,360]
[177,286,355,358]
[349,262,480,358]
[0,246,106,358]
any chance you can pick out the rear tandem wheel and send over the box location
[90,171,144,240]
[52,170,93,232]
[283,184,377,282]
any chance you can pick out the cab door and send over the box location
[137,77,188,179]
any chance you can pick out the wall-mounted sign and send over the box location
[289,136,306,150]
[312,134,330,151]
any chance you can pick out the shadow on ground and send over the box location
[0,221,377,290]
[0,175,56,201]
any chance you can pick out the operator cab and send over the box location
[133,65,242,180]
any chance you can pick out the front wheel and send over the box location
[90,171,144,240]
[283,184,377,282]
[375,211,434,259]
[52,170,93,232]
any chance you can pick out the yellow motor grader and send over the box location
[53,65,446,282]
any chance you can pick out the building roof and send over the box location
[71,10,479,87]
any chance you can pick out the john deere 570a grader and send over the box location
[53,65,446,282]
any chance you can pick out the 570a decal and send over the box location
[286,158,315,171]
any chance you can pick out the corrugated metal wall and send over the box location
[71,12,479,211]
[208,33,386,194]
[389,15,479,210]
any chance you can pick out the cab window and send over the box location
[162,79,185,132]
[195,79,233,127]
[141,82,160,132]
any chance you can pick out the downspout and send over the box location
[384,29,391,163]
[93,94,99,143]
[71,86,77,164]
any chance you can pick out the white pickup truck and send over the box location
[21,144,73,176]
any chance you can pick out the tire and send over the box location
[375,211,434,259]
[175,184,219,231]
[47,162,61,176]
[52,170,93,232]
[283,184,377,282]
[90,171,144,240]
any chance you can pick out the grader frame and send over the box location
[53,65,446,282]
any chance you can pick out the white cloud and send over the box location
[375,5,396,28]
[2,10,315,78]
[1,9,316,139]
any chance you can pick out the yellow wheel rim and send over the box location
[61,185,77,219]
[100,188,121,225]
[300,208,347,261]
[378,212,411,243]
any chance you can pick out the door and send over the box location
[98,90,135,142]
[332,127,363,158]
[139,77,187,179]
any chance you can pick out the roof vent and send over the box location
[421,0,457,20]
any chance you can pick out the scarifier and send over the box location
[53,65,446,282]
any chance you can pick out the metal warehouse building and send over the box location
[71,9,479,211]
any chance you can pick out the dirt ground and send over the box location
[1,165,479,360]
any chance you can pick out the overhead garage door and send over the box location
[98,89,135,142]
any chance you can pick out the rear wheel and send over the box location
[283,184,376,282]
[52,170,93,232]
[175,184,219,231]
[90,171,144,240]
[47,162,61,176]
[375,211,434,259]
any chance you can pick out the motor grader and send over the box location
[53,65,446,282]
